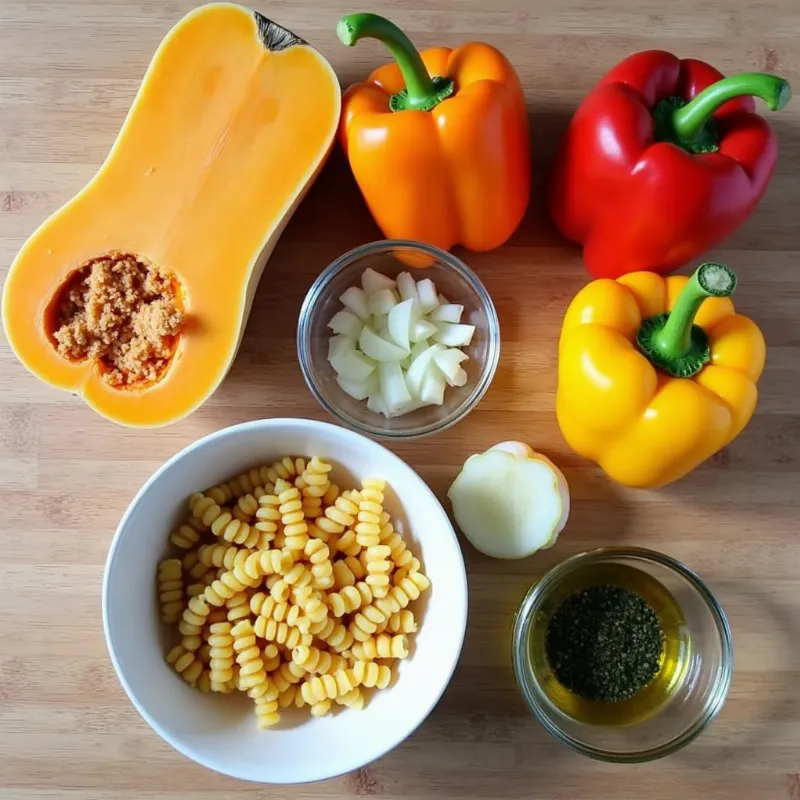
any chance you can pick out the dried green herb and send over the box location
[545,585,665,702]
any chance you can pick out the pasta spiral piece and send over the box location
[305,539,334,590]
[206,484,234,505]
[188,493,222,528]
[353,660,392,689]
[205,568,257,607]
[300,670,359,705]
[254,695,281,728]
[166,644,204,684]
[393,556,422,584]
[316,494,359,535]
[355,478,385,547]
[255,617,311,648]
[283,562,311,587]
[278,684,307,709]
[195,669,212,693]
[246,674,279,701]
[182,551,211,582]
[349,603,390,642]
[388,609,417,634]
[300,457,332,498]
[332,558,356,589]
[351,633,409,661]
[292,585,328,628]
[225,592,251,623]
[363,544,393,595]
[170,523,200,550]
[327,584,363,617]
[318,620,354,653]
[242,549,293,582]
[291,645,334,674]
[251,592,307,631]
[382,525,414,570]
[232,493,259,521]
[157,559,183,623]
[333,529,361,558]
[396,572,431,601]
[310,699,332,717]
[270,659,307,693]
[278,487,309,552]
[197,543,240,570]
[231,620,267,691]
[212,514,260,549]
[208,621,235,688]
[178,595,211,640]
[213,457,301,502]
[336,688,365,710]
[370,573,431,616]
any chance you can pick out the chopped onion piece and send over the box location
[328,334,348,361]
[329,338,376,383]
[336,373,378,401]
[396,272,418,302]
[410,320,438,343]
[433,348,469,383]
[433,322,475,347]
[417,278,439,313]
[328,309,364,339]
[406,343,444,396]
[388,398,430,417]
[410,339,430,359]
[387,298,417,352]
[420,371,446,405]
[359,327,408,362]
[429,303,464,324]
[378,361,412,411]
[339,286,369,319]
[367,393,388,415]
[368,288,398,317]
[361,267,397,294]
[450,367,468,387]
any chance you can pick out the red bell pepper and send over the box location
[548,50,791,278]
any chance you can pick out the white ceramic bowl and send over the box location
[102,418,468,784]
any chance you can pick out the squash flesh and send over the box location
[1,3,341,426]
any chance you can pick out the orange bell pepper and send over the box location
[337,13,530,253]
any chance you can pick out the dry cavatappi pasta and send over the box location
[156,455,430,728]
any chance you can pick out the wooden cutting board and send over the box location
[1,1,799,798]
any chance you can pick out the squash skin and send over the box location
[1,3,341,427]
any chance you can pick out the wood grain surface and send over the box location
[1,1,799,798]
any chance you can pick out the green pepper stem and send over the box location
[653,263,737,359]
[336,13,453,112]
[672,73,791,142]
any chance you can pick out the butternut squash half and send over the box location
[2,3,341,427]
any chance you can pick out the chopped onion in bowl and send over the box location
[329,270,476,418]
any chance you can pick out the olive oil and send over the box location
[528,563,690,725]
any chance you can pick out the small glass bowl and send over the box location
[297,240,500,440]
[512,547,733,763]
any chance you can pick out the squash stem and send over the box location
[337,13,454,112]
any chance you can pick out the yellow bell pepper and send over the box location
[557,263,765,488]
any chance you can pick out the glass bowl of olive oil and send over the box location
[512,547,732,762]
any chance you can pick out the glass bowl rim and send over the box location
[511,546,734,763]
[296,239,501,440]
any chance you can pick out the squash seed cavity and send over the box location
[49,252,184,389]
